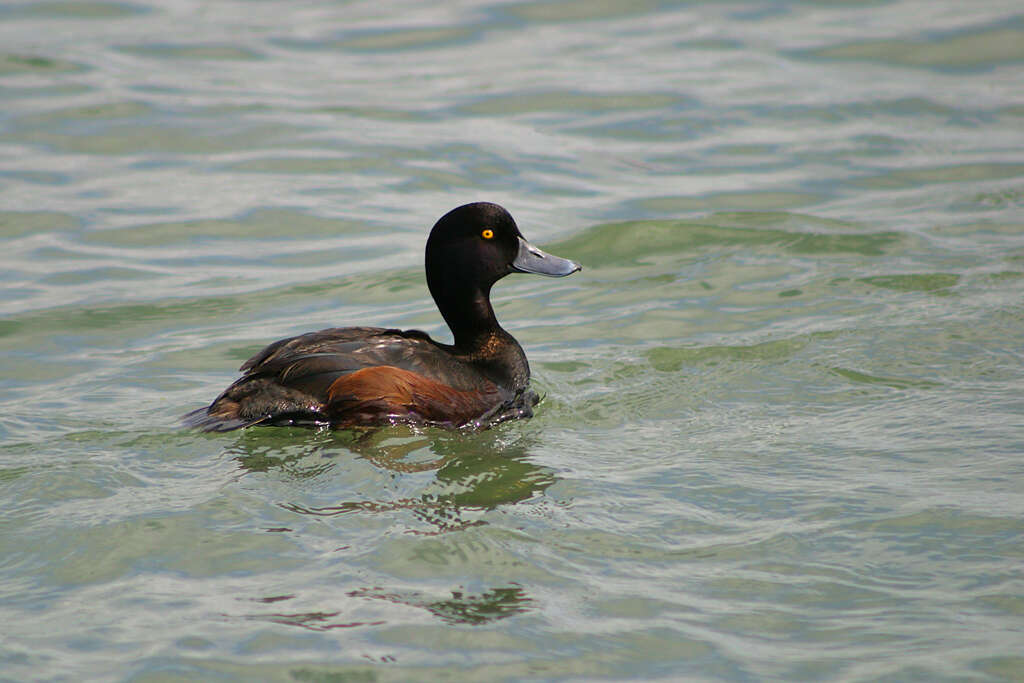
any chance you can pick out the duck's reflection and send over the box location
[223,427,550,628]
[239,606,385,632]
[227,426,348,478]
[237,583,532,629]
[224,424,556,535]
[347,584,532,626]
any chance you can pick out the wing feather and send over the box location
[188,327,500,431]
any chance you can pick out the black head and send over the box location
[426,202,522,289]
[424,202,580,347]
[426,202,581,289]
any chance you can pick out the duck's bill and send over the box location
[512,237,582,277]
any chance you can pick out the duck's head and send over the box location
[424,202,581,346]
[425,202,581,291]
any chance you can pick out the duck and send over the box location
[184,202,581,431]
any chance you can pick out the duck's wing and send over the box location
[185,327,505,431]
[239,327,402,373]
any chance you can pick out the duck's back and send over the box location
[185,326,532,431]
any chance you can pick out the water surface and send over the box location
[2,0,1023,680]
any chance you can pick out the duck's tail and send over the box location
[181,406,263,432]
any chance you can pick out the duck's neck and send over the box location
[430,280,530,390]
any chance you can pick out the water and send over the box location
[2,0,1023,680]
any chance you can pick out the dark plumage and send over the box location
[184,202,580,431]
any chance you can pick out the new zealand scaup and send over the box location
[184,202,581,431]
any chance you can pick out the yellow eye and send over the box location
[481,229,494,240]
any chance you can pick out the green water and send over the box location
[2,1,1024,680]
